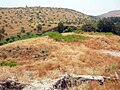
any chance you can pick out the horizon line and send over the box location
[0,5,119,16]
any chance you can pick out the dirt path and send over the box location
[98,50,120,57]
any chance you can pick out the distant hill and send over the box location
[0,7,96,36]
[98,10,120,18]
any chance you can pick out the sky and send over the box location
[0,0,120,16]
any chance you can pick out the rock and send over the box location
[0,77,25,90]
[33,49,49,60]
[33,54,40,59]
[23,79,53,90]
[40,49,46,54]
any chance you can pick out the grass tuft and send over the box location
[0,61,18,67]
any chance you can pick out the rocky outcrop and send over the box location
[0,73,118,90]
[33,49,49,60]
[0,77,25,90]
[23,73,119,90]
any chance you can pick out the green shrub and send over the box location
[36,24,42,33]
[0,41,6,45]
[8,61,18,67]
[111,65,118,70]
[45,32,63,41]
[0,32,40,46]
[0,61,18,67]
[46,32,86,42]
[64,27,74,32]
[63,35,86,42]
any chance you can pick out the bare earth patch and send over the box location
[98,50,120,57]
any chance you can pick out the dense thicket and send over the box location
[108,17,120,23]
[81,17,120,35]
[97,18,115,32]
[97,18,120,35]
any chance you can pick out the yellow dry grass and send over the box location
[0,32,120,89]
[0,7,86,36]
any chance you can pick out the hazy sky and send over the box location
[0,0,120,15]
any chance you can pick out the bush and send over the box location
[0,61,18,67]
[0,28,6,40]
[0,28,5,33]
[45,32,63,41]
[0,41,6,45]
[48,24,51,27]
[36,24,42,33]
[20,27,26,33]
[46,32,87,42]
[64,27,74,32]
[63,35,86,42]
[0,32,39,46]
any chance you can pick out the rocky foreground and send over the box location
[0,73,118,90]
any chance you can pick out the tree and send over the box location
[57,22,64,33]
[81,24,96,32]
[114,23,120,35]
[108,17,120,23]
[0,28,5,34]
[97,18,115,32]
[20,27,26,33]
[36,24,42,33]
[0,28,5,41]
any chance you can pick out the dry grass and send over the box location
[0,7,89,36]
[0,32,120,89]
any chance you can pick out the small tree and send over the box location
[0,28,5,40]
[0,28,5,34]
[36,24,42,33]
[57,22,64,33]
[20,27,26,33]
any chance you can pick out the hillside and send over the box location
[0,6,120,90]
[0,32,120,89]
[99,10,120,18]
[0,7,96,36]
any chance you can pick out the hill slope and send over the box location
[99,10,120,18]
[0,32,120,89]
[0,7,96,36]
